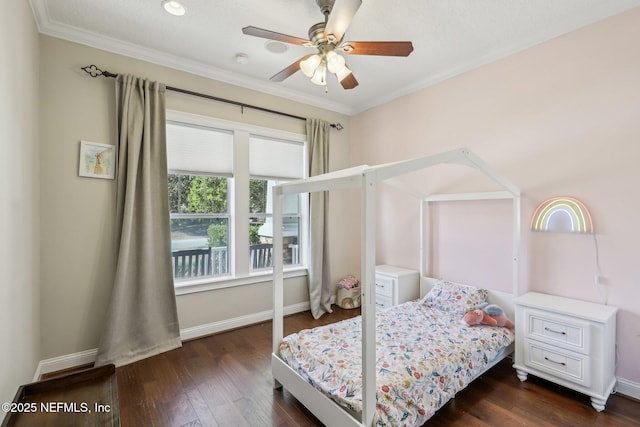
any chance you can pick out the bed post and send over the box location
[273,185,284,388]
[512,195,521,296]
[420,199,428,280]
[361,171,377,426]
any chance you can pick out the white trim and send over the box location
[34,349,98,381]
[614,378,640,401]
[424,191,515,202]
[174,268,308,296]
[34,301,311,379]
[180,301,309,341]
[166,110,306,143]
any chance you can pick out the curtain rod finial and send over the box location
[81,65,117,78]
[331,123,344,131]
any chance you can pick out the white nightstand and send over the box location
[513,292,617,411]
[374,265,419,309]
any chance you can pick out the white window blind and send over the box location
[166,122,234,176]
[249,136,304,179]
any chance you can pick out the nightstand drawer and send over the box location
[375,295,393,309]
[525,308,590,353]
[374,275,394,298]
[524,339,590,387]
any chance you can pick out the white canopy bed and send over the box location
[271,147,521,426]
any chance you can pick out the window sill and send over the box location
[174,267,308,296]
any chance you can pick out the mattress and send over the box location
[279,299,515,426]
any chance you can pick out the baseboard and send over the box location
[35,301,311,379]
[615,377,640,401]
[34,348,98,381]
[179,301,310,341]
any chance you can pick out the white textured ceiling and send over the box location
[30,0,640,115]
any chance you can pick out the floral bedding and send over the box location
[279,299,514,426]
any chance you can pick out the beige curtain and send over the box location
[95,74,181,367]
[306,118,332,319]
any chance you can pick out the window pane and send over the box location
[283,217,300,266]
[283,193,300,215]
[170,217,229,280]
[249,178,300,271]
[169,174,227,214]
[249,179,268,214]
[250,179,299,214]
[249,217,299,271]
[168,173,230,280]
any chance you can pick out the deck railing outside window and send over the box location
[171,246,228,279]
[171,244,299,280]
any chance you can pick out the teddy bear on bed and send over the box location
[462,303,514,329]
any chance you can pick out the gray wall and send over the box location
[0,1,40,404]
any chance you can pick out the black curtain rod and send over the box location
[81,65,343,131]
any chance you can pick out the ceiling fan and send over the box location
[242,0,414,91]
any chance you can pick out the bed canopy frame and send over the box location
[271,147,521,426]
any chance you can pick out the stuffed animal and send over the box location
[462,303,514,329]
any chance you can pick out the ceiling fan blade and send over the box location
[242,26,311,46]
[339,72,359,90]
[325,0,362,43]
[270,55,313,82]
[342,41,414,56]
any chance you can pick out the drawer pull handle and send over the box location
[376,283,385,288]
[544,356,566,366]
[544,327,566,335]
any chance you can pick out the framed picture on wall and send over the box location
[79,141,116,179]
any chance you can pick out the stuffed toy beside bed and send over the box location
[462,303,514,329]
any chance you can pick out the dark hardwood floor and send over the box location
[116,307,640,427]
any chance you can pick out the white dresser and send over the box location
[513,292,617,411]
[374,265,419,309]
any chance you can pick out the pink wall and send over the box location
[351,9,640,383]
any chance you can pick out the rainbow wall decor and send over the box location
[530,196,594,233]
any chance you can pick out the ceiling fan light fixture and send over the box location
[310,62,327,85]
[162,0,186,16]
[300,54,322,77]
[326,51,346,74]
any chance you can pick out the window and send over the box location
[248,135,305,271]
[168,174,230,277]
[167,123,233,281]
[166,112,307,288]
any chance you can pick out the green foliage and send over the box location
[249,224,261,244]
[168,174,194,213]
[169,175,268,247]
[207,222,227,247]
[187,176,227,213]
[249,179,268,213]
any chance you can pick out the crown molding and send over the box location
[29,0,355,116]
